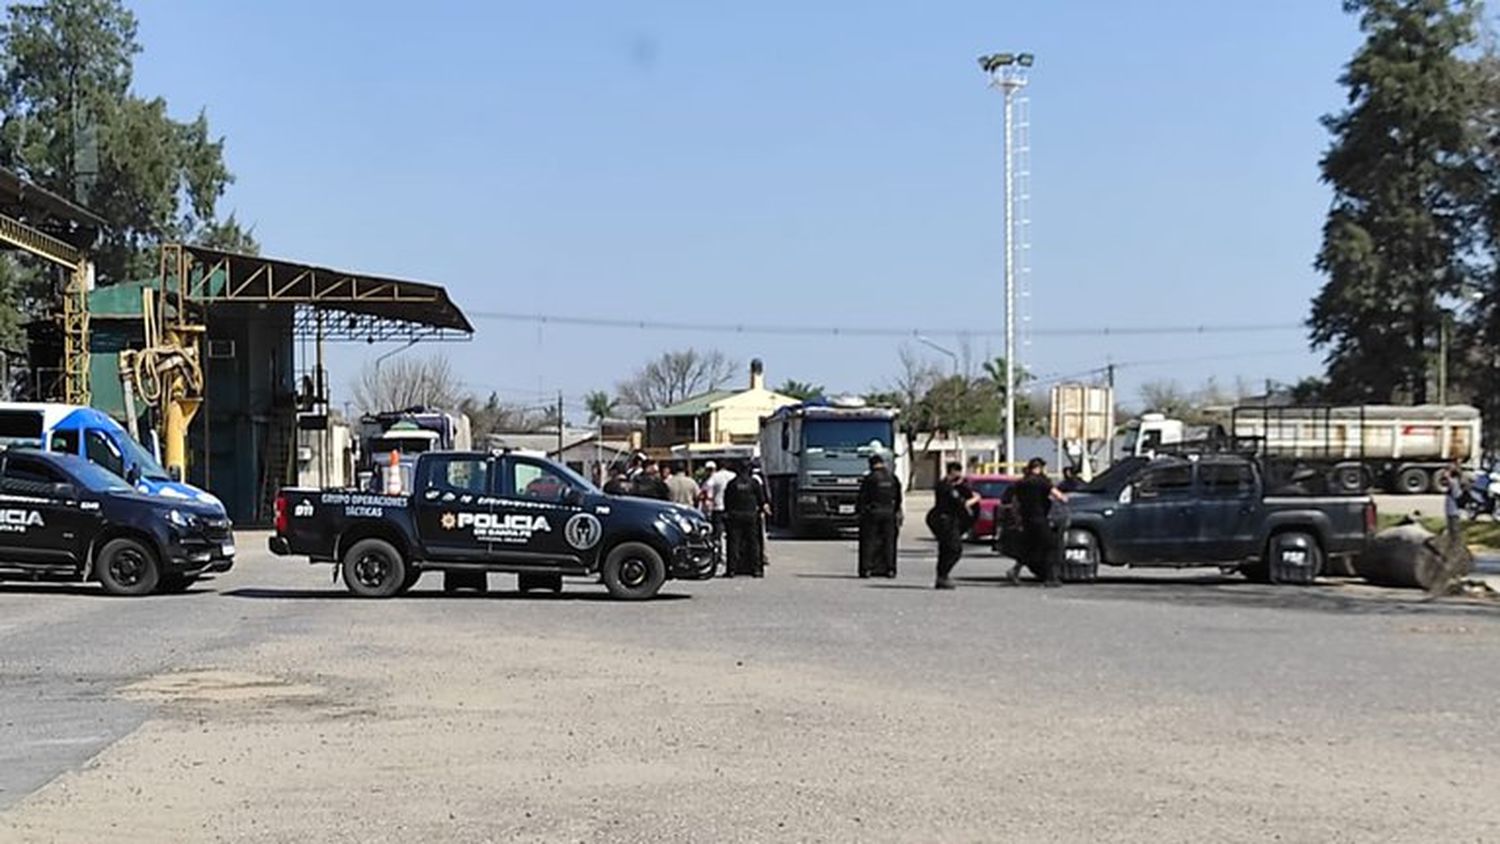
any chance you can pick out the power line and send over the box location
[466,309,1302,340]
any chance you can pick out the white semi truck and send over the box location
[1123,404,1482,494]
[759,399,904,536]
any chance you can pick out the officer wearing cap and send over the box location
[857,454,902,577]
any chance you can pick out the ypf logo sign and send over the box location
[564,513,602,550]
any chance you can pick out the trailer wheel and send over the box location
[1395,466,1430,495]
[1267,531,1322,585]
[601,542,666,600]
[1329,463,1367,494]
[341,538,408,598]
[1431,468,1453,493]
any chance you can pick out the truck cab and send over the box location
[759,401,903,535]
[271,450,716,600]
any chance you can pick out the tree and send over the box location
[617,349,736,414]
[584,390,618,424]
[1309,0,1486,403]
[0,0,257,287]
[775,379,824,401]
[351,354,461,414]
[1138,380,1194,418]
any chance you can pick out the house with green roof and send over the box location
[644,360,797,449]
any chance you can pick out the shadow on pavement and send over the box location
[0,584,215,598]
[219,587,691,603]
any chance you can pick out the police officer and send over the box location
[927,461,979,590]
[632,460,671,501]
[1011,457,1068,587]
[857,454,902,578]
[722,461,769,578]
[602,463,632,496]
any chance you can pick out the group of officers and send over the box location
[856,454,1073,590]
[603,450,1076,588]
[602,455,769,578]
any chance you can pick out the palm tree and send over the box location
[584,390,618,424]
[776,379,825,401]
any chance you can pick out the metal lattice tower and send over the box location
[1015,94,1032,351]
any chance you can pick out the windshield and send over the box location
[114,430,170,481]
[70,459,135,493]
[1082,457,1151,493]
[803,419,893,451]
[973,480,1012,499]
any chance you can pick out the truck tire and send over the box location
[601,542,667,600]
[1395,466,1430,495]
[443,571,488,593]
[1060,529,1100,582]
[1329,463,1367,495]
[1267,531,1322,585]
[1431,468,1452,493]
[96,538,161,596]
[342,538,408,598]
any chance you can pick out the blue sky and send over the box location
[129,0,1361,417]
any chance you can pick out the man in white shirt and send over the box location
[700,461,737,573]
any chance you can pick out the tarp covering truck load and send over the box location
[1124,404,1481,494]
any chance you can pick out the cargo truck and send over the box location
[759,400,903,536]
[1123,404,1481,495]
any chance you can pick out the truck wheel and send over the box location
[342,538,408,598]
[96,538,161,596]
[601,542,667,600]
[1267,531,1323,585]
[1329,463,1367,494]
[443,571,488,593]
[156,573,199,594]
[1395,466,1430,495]
[1060,530,1100,582]
[1431,468,1452,493]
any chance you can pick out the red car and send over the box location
[966,474,1019,541]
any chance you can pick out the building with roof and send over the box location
[644,360,797,451]
[37,244,473,524]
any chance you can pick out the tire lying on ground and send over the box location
[1354,522,1471,590]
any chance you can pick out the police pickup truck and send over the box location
[0,448,234,595]
[269,450,717,600]
[1059,453,1374,584]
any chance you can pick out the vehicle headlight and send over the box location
[166,509,194,528]
[671,512,696,534]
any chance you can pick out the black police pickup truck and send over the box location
[269,450,717,600]
[0,448,234,595]
[1059,454,1374,584]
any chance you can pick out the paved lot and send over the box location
[2,528,1499,843]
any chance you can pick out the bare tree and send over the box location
[1137,379,1193,418]
[352,354,462,414]
[617,349,737,415]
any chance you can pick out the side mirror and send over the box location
[51,482,79,501]
[562,487,585,507]
[1118,485,1134,505]
[126,464,142,486]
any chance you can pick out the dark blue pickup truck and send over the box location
[269,450,716,600]
[1059,454,1374,584]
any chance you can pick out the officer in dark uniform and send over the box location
[857,454,902,578]
[722,462,769,577]
[631,460,671,501]
[602,464,632,496]
[927,462,979,590]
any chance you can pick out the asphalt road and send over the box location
[2,530,1499,842]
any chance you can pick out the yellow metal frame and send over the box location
[0,211,91,404]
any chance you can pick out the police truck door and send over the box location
[413,453,493,561]
[495,456,588,566]
[0,453,97,568]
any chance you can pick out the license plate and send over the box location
[837,504,856,515]
[1065,548,1089,562]
[221,543,236,557]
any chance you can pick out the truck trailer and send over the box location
[1124,404,1481,494]
[758,400,903,536]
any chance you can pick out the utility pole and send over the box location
[557,391,565,458]
[980,51,1034,471]
[1106,363,1116,465]
[1439,316,1449,406]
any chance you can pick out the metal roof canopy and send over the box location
[164,244,474,342]
[0,166,104,250]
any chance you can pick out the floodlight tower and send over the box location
[978,51,1033,471]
